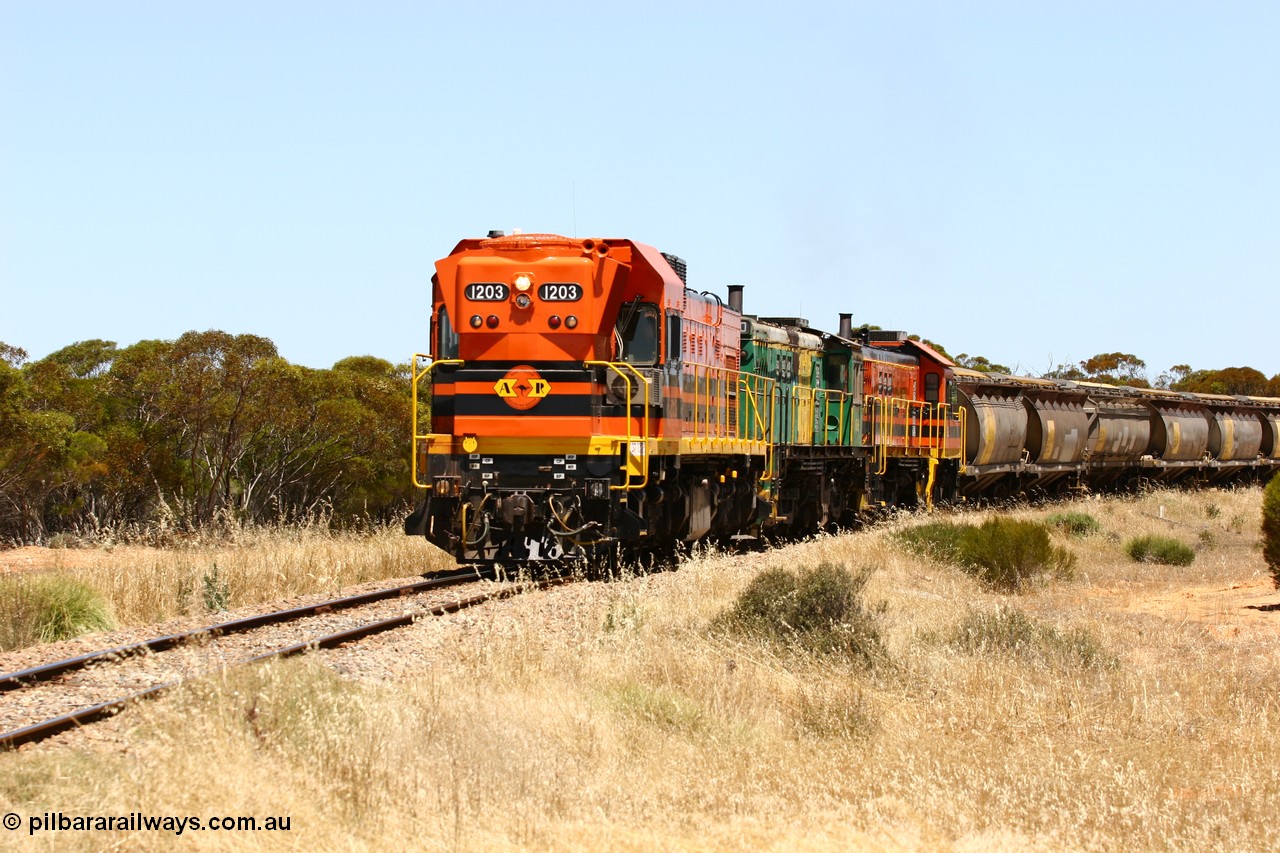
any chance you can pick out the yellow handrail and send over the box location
[585,361,652,490]
[735,372,777,480]
[932,402,965,459]
[865,395,892,475]
[411,354,464,488]
[878,398,890,474]
[864,395,966,468]
[816,388,849,447]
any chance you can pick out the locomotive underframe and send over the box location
[406,451,769,565]
[406,443,972,565]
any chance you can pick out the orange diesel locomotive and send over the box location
[405,233,769,564]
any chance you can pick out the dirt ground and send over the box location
[0,545,171,577]
[1112,577,1280,636]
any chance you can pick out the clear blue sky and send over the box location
[3,2,1277,379]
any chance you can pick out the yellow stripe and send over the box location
[980,410,996,465]
[420,435,769,458]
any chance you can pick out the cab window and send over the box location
[666,313,682,362]
[435,306,458,359]
[616,303,659,365]
[825,355,849,390]
[924,373,940,403]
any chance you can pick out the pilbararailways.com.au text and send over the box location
[8,811,291,836]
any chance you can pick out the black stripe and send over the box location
[454,394,596,417]
[453,369,594,383]
[431,364,594,388]
[436,360,591,373]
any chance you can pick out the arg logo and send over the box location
[494,365,551,410]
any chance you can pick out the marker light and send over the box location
[565,316,578,329]
[548,315,562,329]
[470,315,483,328]
[513,274,532,292]
[486,315,499,328]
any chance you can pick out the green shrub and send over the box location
[1125,534,1195,566]
[897,518,1076,592]
[202,563,230,612]
[713,562,886,665]
[605,682,705,732]
[959,518,1077,590]
[46,532,79,549]
[0,575,117,650]
[1264,472,1280,587]
[1046,511,1102,538]
[949,606,1108,668]
[894,522,968,563]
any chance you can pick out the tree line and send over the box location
[1,332,413,544]
[943,346,1280,396]
[5,329,1276,545]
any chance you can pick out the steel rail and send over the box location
[0,576,562,750]
[0,569,486,692]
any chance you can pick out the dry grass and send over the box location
[0,524,455,649]
[1,487,1278,850]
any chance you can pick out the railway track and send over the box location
[0,569,558,750]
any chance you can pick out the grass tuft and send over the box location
[713,561,887,666]
[1046,511,1102,537]
[605,681,706,732]
[1125,534,1196,566]
[790,680,877,739]
[0,575,117,649]
[948,605,1110,669]
[201,563,231,612]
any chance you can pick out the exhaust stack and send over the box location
[727,285,744,314]
[839,313,853,339]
